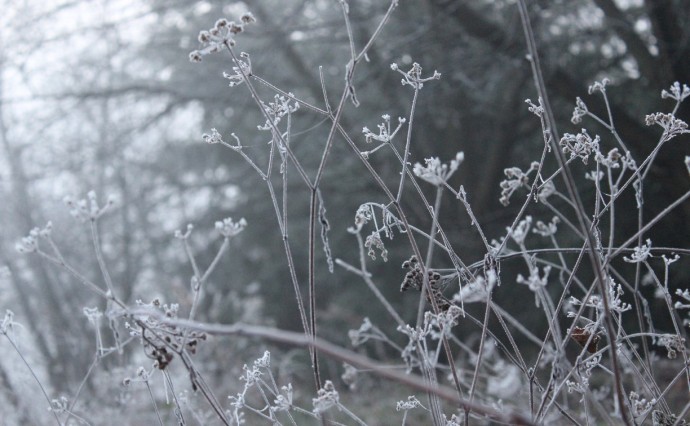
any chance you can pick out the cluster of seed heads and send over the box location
[400,256,451,311]
[189,12,256,63]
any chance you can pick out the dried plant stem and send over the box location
[517,1,629,422]
[142,313,537,425]
[2,331,63,425]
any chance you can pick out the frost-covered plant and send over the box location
[5,2,690,426]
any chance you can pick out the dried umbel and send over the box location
[401,256,435,290]
[400,255,452,311]
[147,342,174,371]
[129,299,208,371]
[189,12,256,63]
[140,326,208,370]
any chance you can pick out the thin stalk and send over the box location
[144,379,165,426]
[147,314,537,425]
[2,332,63,425]
[90,220,116,297]
[464,291,492,426]
[416,187,444,326]
[517,1,630,422]
[396,86,419,203]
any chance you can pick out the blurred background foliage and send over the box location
[0,0,688,421]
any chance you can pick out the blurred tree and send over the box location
[0,1,95,396]
[0,0,215,408]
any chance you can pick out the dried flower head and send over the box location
[645,112,689,141]
[312,381,339,414]
[571,97,588,124]
[499,162,539,206]
[189,12,256,63]
[623,239,652,263]
[525,98,544,117]
[391,62,441,89]
[240,12,256,24]
[661,81,690,102]
[588,78,610,94]
[364,230,388,261]
[203,128,224,144]
[215,217,247,237]
[413,152,464,186]
[560,130,599,164]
